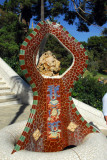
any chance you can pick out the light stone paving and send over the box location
[0,104,107,160]
[0,121,107,160]
[0,104,31,130]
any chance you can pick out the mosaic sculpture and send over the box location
[12,21,98,153]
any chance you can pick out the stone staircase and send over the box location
[0,76,21,107]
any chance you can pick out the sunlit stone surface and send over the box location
[0,121,107,160]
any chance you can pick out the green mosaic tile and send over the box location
[32,31,37,36]
[36,25,40,30]
[19,60,25,65]
[92,128,97,132]
[14,144,20,151]
[72,104,75,108]
[86,123,90,128]
[63,27,66,31]
[46,21,49,24]
[31,83,36,88]
[26,77,32,82]
[28,117,33,124]
[24,127,30,133]
[46,21,52,24]
[19,135,25,142]
[83,68,86,72]
[73,81,76,85]
[69,96,72,101]
[33,100,38,105]
[30,109,36,114]
[27,35,32,40]
[33,91,38,96]
[68,34,72,37]
[74,39,78,42]
[78,74,82,78]
[40,21,44,25]
[69,88,73,92]
[86,60,88,64]
[85,51,88,56]
[22,69,28,75]
[80,117,84,122]
[22,41,28,46]
[76,111,80,115]
[80,44,84,49]
[20,49,25,55]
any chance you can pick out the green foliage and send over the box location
[1,0,107,32]
[81,36,107,73]
[90,0,107,26]
[0,10,26,58]
[44,35,73,74]
[72,76,107,110]
[101,28,107,36]
[3,56,23,76]
[0,9,33,77]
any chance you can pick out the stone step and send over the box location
[0,87,10,89]
[0,98,21,107]
[0,97,18,103]
[0,78,3,82]
[0,92,15,96]
[0,104,23,108]
[0,94,17,100]
[0,82,6,84]
[0,82,7,87]
[0,87,11,93]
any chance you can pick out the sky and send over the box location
[0,0,107,42]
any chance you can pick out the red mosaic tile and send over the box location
[21,65,26,70]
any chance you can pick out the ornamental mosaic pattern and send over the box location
[67,122,78,132]
[12,20,99,154]
[47,85,61,139]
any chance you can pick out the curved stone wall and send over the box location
[0,121,107,160]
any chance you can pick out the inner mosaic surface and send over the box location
[12,20,98,154]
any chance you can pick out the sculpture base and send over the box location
[0,121,107,160]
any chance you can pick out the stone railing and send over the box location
[0,57,33,105]
[73,98,106,130]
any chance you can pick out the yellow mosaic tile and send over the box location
[33,129,41,141]
[67,122,78,132]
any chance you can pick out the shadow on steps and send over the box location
[8,104,28,125]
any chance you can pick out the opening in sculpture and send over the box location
[37,51,61,77]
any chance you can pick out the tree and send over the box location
[0,8,31,75]
[101,28,107,36]
[41,0,44,21]
[1,0,107,32]
[72,75,107,110]
[1,0,38,32]
[0,9,24,57]
[81,36,107,73]
[33,0,107,32]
